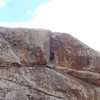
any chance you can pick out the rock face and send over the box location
[0,27,100,100]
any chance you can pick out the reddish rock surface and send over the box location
[0,27,100,100]
[50,33,100,70]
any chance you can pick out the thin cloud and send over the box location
[27,10,32,14]
[0,0,11,7]
[27,9,35,18]
[0,0,5,6]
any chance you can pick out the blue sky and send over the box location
[0,0,100,52]
[0,0,50,22]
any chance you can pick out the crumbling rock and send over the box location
[0,27,100,100]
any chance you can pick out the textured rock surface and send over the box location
[0,27,100,100]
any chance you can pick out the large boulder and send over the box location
[0,27,51,67]
[0,27,100,100]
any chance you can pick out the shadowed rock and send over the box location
[0,27,100,100]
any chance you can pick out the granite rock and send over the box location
[0,27,100,100]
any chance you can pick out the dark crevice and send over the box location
[50,52,55,61]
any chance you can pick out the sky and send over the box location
[0,0,100,52]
